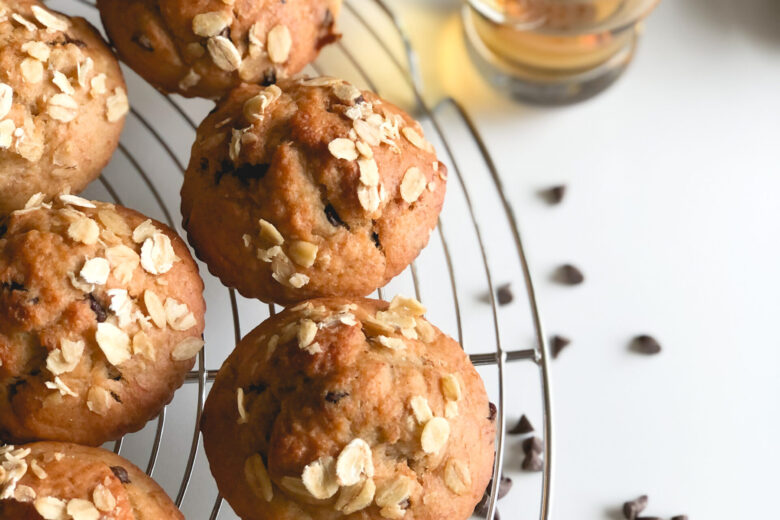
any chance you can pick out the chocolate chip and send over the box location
[671,516,688,520]
[232,163,270,185]
[496,284,513,305]
[554,264,585,285]
[522,436,543,455]
[508,414,533,435]
[131,32,154,52]
[371,231,382,250]
[622,495,648,519]
[110,466,131,484]
[88,293,107,323]
[262,68,277,86]
[325,391,349,403]
[551,335,571,358]
[199,157,209,172]
[0,222,7,238]
[496,475,512,499]
[324,203,349,229]
[1,281,26,292]
[540,185,566,205]
[488,402,497,421]
[248,383,267,394]
[521,452,543,472]
[630,335,661,355]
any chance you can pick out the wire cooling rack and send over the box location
[53,0,554,518]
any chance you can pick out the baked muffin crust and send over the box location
[201,297,495,520]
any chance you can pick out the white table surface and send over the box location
[394,0,780,518]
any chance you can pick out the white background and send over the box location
[394,0,780,518]
[48,0,780,518]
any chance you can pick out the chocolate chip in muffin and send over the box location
[88,293,108,322]
[622,495,648,519]
[551,335,571,358]
[325,390,349,403]
[508,414,534,435]
[262,68,277,86]
[630,335,662,355]
[554,264,585,285]
[110,465,131,484]
[0,222,6,238]
[488,402,497,421]
[540,184,566,205]
[496,283,513,305]
[324,203,349,229]
[1,280,26,292]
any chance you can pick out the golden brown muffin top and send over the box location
[202,297,495,520]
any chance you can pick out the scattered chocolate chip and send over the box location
[522,436,543,455]
[199,157,209,172]
[508,414,533,435]
[371,231,382,250]
[550,335,571,358]
[88,293,107,323]
[671,516,688,520]
[110,391,122,403]
[496,284,513,305]
[521,452,543,472]
[488,402,497,421]
[51,35,86,48]
[131,32,154,52]
[622,495,648,520]
[540,184,566,205]
[325,390,349,403]
[554,264,585,285]
[232,163,270,185]
[630,335,661,355]
[110,466,131,484]
[0,222,7,238]
[496,475,513,499]
[324,203,349,229]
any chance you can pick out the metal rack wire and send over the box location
[63,0,554,518]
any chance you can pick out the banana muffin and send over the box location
[181,78,447,305]
[0,193,205,446]
[201,296,495,520]
[97,0,341,98]
[0,0,128,215]
[0,441,183,518]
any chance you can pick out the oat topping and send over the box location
[0,83,12,119]
[358,157,379,186]
[244,454,273,502]
[80,257,110,285]
[47,93,77,122]
[335,478,376,514]
[440,374,462,402]
[402,127,431,151]
[67,215,99,244]
[445,401,459,418]
[106,87,129,122]
[357,184,380,212]
[410,396,433,424]
[140,232,176,275]
[207,35,242,71]
[15,484,35,502]
[335,439,374,486]
[375,475,415,519]
[164,298,197,331]
[93,482,116,512]
[12,13,37,32]
[267,24,292,64]
[301,456,339,499]
[0,119,14,148]
[45,376,77,397]
[376,335,406,350]
[34,496,67,519]
[143,290,166,328]
[443,459,471,495]
[86,386,112,415]
[20,56,43,83]
[52,70,74,94]
[420,417,450,454]
[192,11,231,37]
[258,218,284,246]
[400,167,426,204]
[171,336,204,361]
[66,498,100,520]
[297,319,318,350]
[236,387,248,424]
[46,338,84,376]
[243,84,282,121]
[30,5,69,32]
[329,137,358,161]
[132,331,155,360]
[179,68,201,91]
[30,459,47,480]
[288,240,318,268]
[21,40,50,61]
[95,322,132,366]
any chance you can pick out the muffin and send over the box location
[201,296,495,520]
[0,0,128,215]
[0,441,183,519]
[0,193,206,446]
[97,0,341,98]
[181,78,447,305]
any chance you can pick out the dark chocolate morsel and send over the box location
[508,415,534,435]
[522,436,544,455]
[555,264,585,285]
[551,335,571,358]
[630,335,662,355]
[496,284,513,305]
[110,466,131,484]
[622,495,648,519]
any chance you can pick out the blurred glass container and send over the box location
[463,0,660,104]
